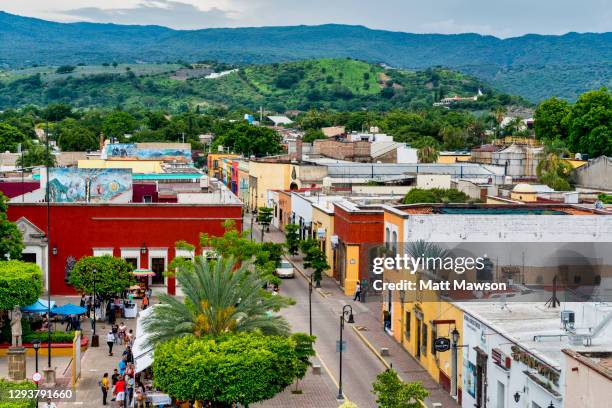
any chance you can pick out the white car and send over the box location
[276,260,295,278]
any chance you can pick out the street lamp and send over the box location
[33,339,40,407]
[548,402,555,408]
[91,268,99,347]
[451,328,460,399]
[337,304,355,400]
[308,273,315,337]
[32,340,40,373]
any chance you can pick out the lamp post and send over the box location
[337,304,355,400]
[45,118,52,370]
[451,328,459,399]
[308,273,314,337]
[548,402,555,408]
[33,340,40,407]
[91,268,99,347]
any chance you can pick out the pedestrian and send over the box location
[113,375,126,408]
[109,302,116,325]
[106,330,115,356]
[80,294,86,308]
[141,294,149,310]
[126,329,134,346]
[353,281,361,302]
[123,345,134,364]
[42,399,57,408]
[118,322,127,344]
[134,380,146,408]
[100,372,110,405]
[86,295,92,318]
[112,323,119,344]
[118,356,127,376]
[111,369,119,401]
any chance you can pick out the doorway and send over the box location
[150,257,165,285]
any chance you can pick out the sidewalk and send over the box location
[253,219,459,407]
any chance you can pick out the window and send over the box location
[143,195,152,203]
[573,275,581,284]
[422,323,428,356]
[405,312,411,340]
[151,258,165,285]
[385,228,390,250]
[392,231,398,256]
[431,325,437,355]
[22,253,37,264]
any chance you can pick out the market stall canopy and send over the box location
[132,269,156,277]
[22,299,55,313]
[134,305,156,373]
[51,304,87,315]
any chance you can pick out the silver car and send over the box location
[276,260,295,278]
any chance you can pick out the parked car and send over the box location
[275,260,295,278]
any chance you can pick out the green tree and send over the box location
[0,123,27,153]
[55,118,99,151]
[291,333,315,392]
[372,369,428,408]
[55,65,76,74]
[284,224,300,256]
[212,123,282,157]
[302,129,326,143]
[0,261,42,310]
[142,257,292,346]
[534,97,570,141]
[417,145,439,163]
[566,88,612,158]
[69,256,135,298]
[102,111,137,141]
[153,333,310,407]
[257,206,273,242]
[0,379,37,408]
[42,103,73,122]
[536,153,573,191]
[16,142,56,168]
[402,188,471,204]
[200,220,258,263]
[0,194,24,260]
[300,238,328,287]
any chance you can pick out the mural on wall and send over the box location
[105,144,192,163]
[49,168,132,202]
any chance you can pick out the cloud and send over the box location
[60,0,234,29]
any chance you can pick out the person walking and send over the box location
[123,345,134,364]
[353,280,362,301]
[118,356,127,376]
[112,375,126,408]
[100,372,110,405]
[106,330,115,356]
[141,294,149,310]
[118,322,127,344]
[110,369,119,402]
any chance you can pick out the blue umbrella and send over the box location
[22,299,56,313]
[51,303,87,316]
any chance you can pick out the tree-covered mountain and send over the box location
[2,11,612,102]
[0,59,523,112]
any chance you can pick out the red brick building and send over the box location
[333,201,383,294]
[7,203,242,295]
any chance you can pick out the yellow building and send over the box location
[78,159,162,173]
[207,153,239,180]
[510,183,537,202]
[382,205,464,401]
[437,152,471,164]
[563,158,588,169]
[311,203,336,277]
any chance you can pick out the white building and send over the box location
[459,302,612,408]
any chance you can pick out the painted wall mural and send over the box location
[49,168,132,202]
[105,144,192,162]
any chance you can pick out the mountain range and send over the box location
[2,11,612,102]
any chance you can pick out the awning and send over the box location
[22,299,55,313]
[51,304,87,315]
[133,305,156,373]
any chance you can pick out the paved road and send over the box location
[279,273,384,407]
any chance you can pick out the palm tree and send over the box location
[417,145,439,163]
[142,257,291,347]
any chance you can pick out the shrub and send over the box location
[0,379,37,407]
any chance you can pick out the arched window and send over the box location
[385,228,390,250]
[392,231,398,255]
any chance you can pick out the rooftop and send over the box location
[458,301,612,369]
[389,203,602,216]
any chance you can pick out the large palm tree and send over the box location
[142,257,291,347]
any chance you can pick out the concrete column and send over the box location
[7,347,26,381]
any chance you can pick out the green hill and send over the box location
[2,12,612,101]
[0,59,523,112]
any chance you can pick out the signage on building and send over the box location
[492,347,511,370]
[511,345,560,385]
[434,337,451,352]
[317,228,326,240]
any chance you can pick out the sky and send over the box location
[2,0,612,38]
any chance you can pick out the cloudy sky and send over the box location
[2,0,612,38]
